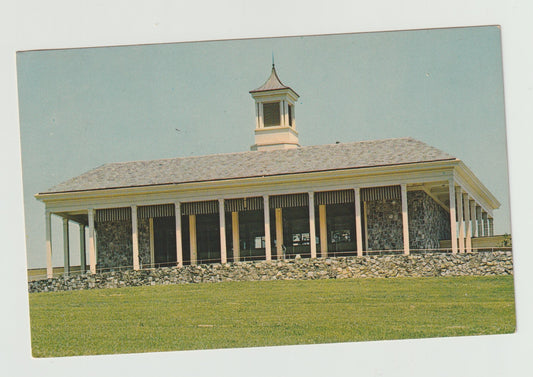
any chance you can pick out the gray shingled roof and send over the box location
[250,65,295,93]
[41,138,455,194]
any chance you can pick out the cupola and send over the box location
[249,64,300,151]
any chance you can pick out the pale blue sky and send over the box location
[17,26,510,268]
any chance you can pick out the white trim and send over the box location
[62,217,70,275]
[470,200,477,238]
[35,160,460,210]
[37,163,460,215]
[463,193,472,253]
[263,195,271,261]
[401,184,409,256]
[175,202,183,267]
[45,210,52,278]
[448,179,457,254]
[456,187,465,253]
[131,205,140,270]
[354,188,363,257]
[308,192,317,259]
[219,199,227,264]
[88,208,96,274]
[363,201,368,252]
[79,224,86,273]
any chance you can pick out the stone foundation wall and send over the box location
[29,251,513,293]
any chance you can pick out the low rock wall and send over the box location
[28,251,513,293]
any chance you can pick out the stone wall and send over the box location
[408,190,451,250]
[96,219,150,269]
[365,191,450,251]
[365,199,403,250]
[29,251,513,293]
[138,219,151,267]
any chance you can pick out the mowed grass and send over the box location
[29,276,515,357]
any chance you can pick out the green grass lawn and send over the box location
[28,275,515,357]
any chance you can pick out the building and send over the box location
[35,65,500,278]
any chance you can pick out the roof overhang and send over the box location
[36,159,495,214]
[250,87,299,102]
[454,161,501,214]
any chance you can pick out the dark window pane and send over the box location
[263,102,280,127]
[288,104,293,126]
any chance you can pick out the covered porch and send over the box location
[42,176,497,279]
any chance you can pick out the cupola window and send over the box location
[263,102,281,127]
[288,104,294,127]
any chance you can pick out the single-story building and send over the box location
[35,65,500,278]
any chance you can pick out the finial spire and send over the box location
[272,52,275,68]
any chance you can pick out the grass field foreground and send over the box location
[29,275,515,357]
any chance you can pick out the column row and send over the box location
[47,185,414,277]
[448,180,494,255]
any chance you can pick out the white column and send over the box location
[476,206,483,238]
[189,214,197,265]
[45,210,53,278]
[79,224,86,273]
[232,211,240,262]
[263,195,272,261]
[219,199,227,264]
[456,187,465,253]
[354,188,363,257]
[255,103,260,129]
[363,201,368,251]
[88,208,96,274]
[463,194,472,252]
[489,217,494,236]
[470,200,477,241]
[401,184,410,256]
[131,206,140,270]
[448,180,458,254]
[175,202,183,267]
[482,212,488,237]
[292,105,296,129]
[279,101,285,126]
[275,208,283,259]
[149,217,155,267]
[319,204,328,258]
[309,192,317,259]
[62,218,70,276]
[258,102,264,128]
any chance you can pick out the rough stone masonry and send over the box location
[28,251,513,293]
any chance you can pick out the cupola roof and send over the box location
[250,65,298,96]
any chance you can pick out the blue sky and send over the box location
[17,26,509,268]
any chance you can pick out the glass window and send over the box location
[254,236,265,249]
